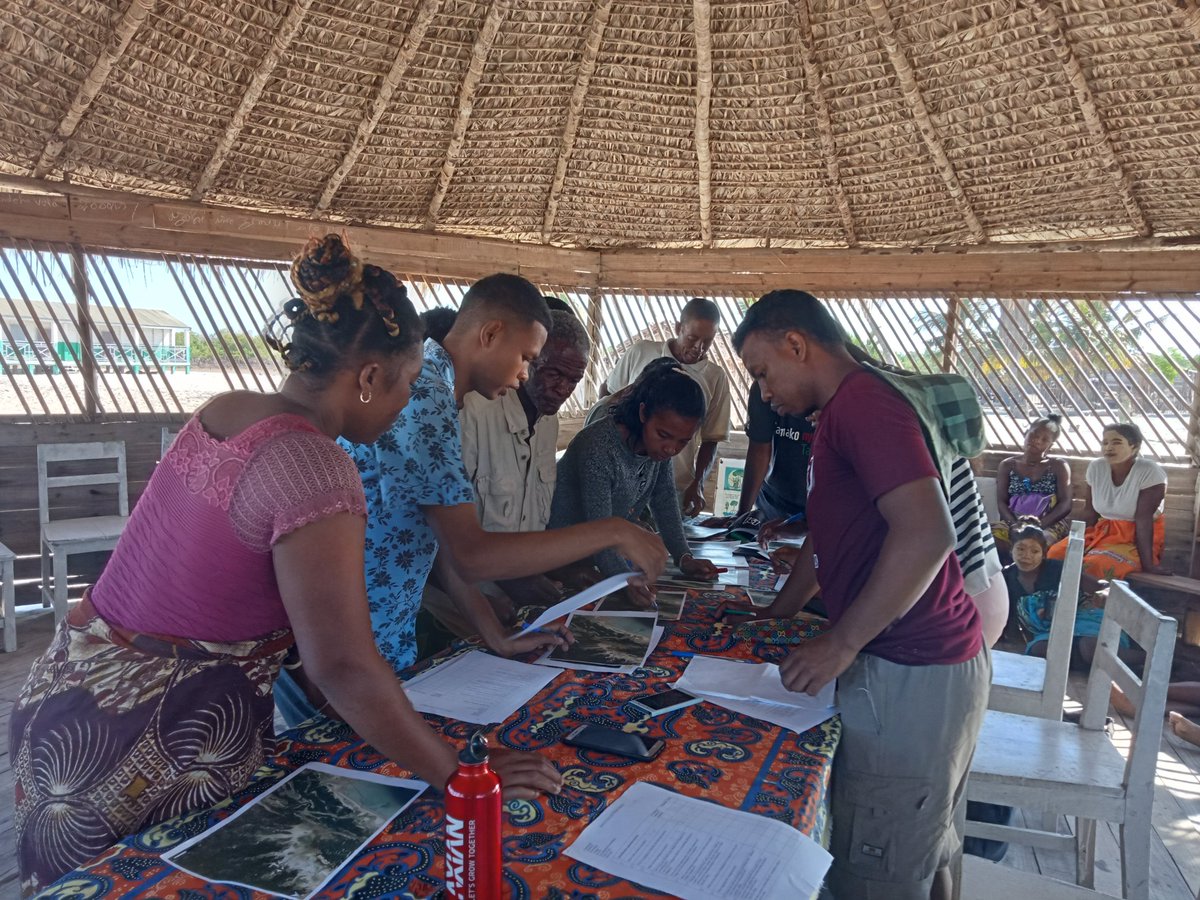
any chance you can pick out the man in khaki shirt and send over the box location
[600,297,731,516]
[420,306,591,642]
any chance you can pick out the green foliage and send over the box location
[190,329,272,367]
[1148,346,1197,382]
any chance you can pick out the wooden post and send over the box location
[71,244,98,421]
[941,295,960,373]
[585,288,603,407]
[1188,366,1200,469]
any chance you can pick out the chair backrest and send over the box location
[976,476,1000,522]
[1079,580,1176,800]
[160,427,178,459]
[1038,519,1086,719]
[36,441,129,525]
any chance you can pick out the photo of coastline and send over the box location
[165,764,425,898]
[548,612,656,668]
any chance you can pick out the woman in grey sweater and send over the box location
[550,359,722,603]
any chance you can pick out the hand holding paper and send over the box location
[517,572,636,637]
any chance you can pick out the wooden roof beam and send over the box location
[1027,0,1150,237]
[541,0,613,241]
[865,0,987,243]
[315,0,442,212]
[192,0,314,201]
[693,0,714,248]
[34,0,158,178]
[425,0,507,229]
[792,0,857,247]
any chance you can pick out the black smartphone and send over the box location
[563,724,665,761]
[629,687,702,717]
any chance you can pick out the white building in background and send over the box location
[0,300,191,373]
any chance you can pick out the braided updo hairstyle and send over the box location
[265,234,422,377]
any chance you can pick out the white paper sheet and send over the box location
[401,650,561,724]
[516,572,636,636]
[564,781,832,900]
[675,656,837,735]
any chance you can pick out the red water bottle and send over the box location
[444,731,502,900]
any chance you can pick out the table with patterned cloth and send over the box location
[39,583,839,899]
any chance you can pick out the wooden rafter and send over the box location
[315,0,442,212]
[34,0,158,178]
[792,0,857,247]
[865,0,986,243]
[693,0,714,247]
[541,0,613,241]
[1,177,1198,293]
[192,0,314,201]
[1027,0,1150,237]
[425,0,507,229]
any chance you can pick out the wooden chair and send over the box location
[0,541,15,652]
[989,519,1085,720]
[38,441,130,622]
[965,581,1176,900]
[977,475,1000,522]
[962,856,1121,900]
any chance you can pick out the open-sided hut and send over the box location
[0,0,1198,599]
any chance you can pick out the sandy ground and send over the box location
[0,368,280,418]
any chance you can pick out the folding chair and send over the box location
[38,441,130,622]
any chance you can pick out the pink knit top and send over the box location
[91,413,368,642]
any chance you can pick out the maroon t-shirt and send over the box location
[807,370,982,666]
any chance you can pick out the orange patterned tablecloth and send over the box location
[41,585,839,899]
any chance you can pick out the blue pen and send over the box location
[668,651,695,659]
[781,511,807,527]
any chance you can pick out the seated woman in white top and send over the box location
[1047,422,1168,580]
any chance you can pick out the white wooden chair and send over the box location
[38,441,130,622]
[0,541,15,652]
[989,519,1085,719]
[962,856,1121,900]
[160,426,177,458]
[977,475,1000,522]
[965,581,1176,900]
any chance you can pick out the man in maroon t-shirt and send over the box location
[734,290,990,900]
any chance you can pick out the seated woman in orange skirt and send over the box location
[1048,422,1169,581]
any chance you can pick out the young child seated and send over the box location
[1005,516,1107,657]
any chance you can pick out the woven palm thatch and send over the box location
[0,0,1197,250]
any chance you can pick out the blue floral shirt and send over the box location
[340,339,475,672]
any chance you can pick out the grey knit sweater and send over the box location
[548,415,690,576]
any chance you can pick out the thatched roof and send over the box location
[1,0,1198,250]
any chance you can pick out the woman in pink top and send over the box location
[9,235,562,895]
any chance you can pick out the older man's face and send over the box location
[525,339,588,417]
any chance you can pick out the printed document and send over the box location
[565,781,831,900]
[402,651,560,724]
